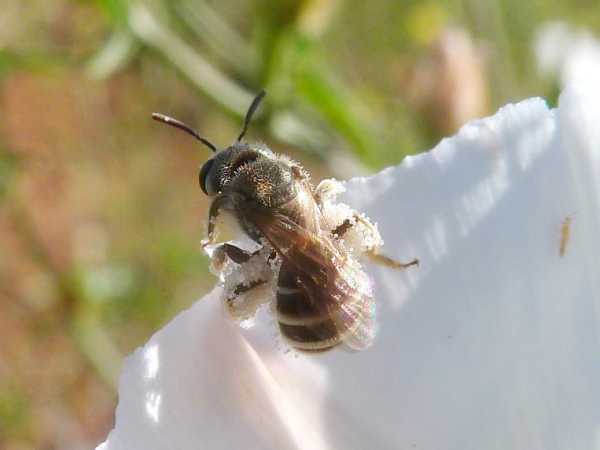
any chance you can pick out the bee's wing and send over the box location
[331,260,376,351]
[245,208,376,351]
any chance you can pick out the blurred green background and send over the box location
[0,0,597,448]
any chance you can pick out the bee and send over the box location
[153,91,418,352]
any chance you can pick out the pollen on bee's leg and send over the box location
[314,178,345,205]
[208,245,228,274]
[224,279,271,322]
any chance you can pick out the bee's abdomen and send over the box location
[276,263,342,352]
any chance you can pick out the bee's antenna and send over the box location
[152,113,217,153]
[237,90,266,142]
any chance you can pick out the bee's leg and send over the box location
[331,217,354,238]
[225,277,272,321]
[366,251,419,269]
[216,243,276,265]
[208,243,255,273]
[226,278,268,303]
[221,243,259,264]
[334,213,419,270]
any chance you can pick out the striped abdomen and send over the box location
[276,260,370,352]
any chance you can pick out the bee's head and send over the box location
[199,142,275,196]
[152,90,267,196]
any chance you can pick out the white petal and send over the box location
[99,86,600,450]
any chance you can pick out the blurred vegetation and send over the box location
[0,0,598,448]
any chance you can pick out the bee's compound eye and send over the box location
[199,158,215,195]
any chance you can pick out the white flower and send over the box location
[98,85,600,450]
[535,22,600,87]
